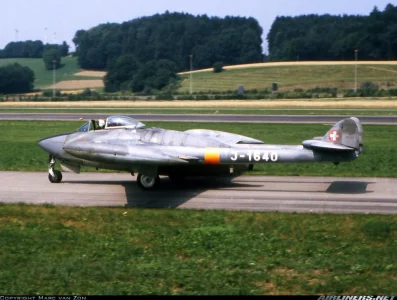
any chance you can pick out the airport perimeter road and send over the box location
[0,113,396,124]
[0,172,396,214]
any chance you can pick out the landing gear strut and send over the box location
[136,173,160,190]
[48,155,62,183]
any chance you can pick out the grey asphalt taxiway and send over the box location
[0,113,396,124]
[1,172,396,214]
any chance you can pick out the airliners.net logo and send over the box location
[318,297,395,300]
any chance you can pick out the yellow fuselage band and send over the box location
[204,148,221,165]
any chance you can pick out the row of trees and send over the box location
[0,63,35,94]
[72,12,264,72]
[267,3,397,61]
[0,41,69,59]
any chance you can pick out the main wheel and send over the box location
[137,173,160,190]
[49,170,63,183]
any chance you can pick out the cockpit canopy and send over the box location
[77,115,146,132]
[106,116,146,129]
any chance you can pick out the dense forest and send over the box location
[267,3,397,61]
[0,41,69,58]
[72,12,264,71]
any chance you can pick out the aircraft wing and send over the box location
[184,129,264,145]
[63,142,191,165]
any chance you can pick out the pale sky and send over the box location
[2,0,395,53]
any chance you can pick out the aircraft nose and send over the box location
[38,134,69,156]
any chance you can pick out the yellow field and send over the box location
[46,80,104,90]
[74,71,106,77]
[2,99,397,109]
[178,60,397,75]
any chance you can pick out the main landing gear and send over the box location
[136,173,160,190]
[48,155,63,183]
[135,173,187,190]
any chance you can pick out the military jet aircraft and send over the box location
[38,115,363,190]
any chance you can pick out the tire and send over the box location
[137,173,160,190]
[49,170,62,183]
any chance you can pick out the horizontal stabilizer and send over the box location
[302,140,354,151]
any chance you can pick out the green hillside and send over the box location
[3,58,397,94]
[179,64,397,93]
[0,57,99,89]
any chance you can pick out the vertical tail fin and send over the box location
[322,117,363,153]
[302,117,363,154]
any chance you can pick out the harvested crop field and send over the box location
[74,71,106,77]
[46,80,104,90]
[178,60,397,74]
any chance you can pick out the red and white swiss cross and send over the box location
[328,129,341,143]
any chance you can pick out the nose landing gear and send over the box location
[48,155,63,183]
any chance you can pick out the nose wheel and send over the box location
[48,155,63,183]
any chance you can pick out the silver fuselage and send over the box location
[38,126,358,177]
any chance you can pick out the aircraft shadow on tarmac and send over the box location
[325,181,374,194]
[125,177,258,209]
[62,177,374,209]
[223,178,374,195]
[63,177,256,209]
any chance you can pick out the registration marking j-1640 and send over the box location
[230,151,279,162]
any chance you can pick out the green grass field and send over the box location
[0,120,396,177]
[179,64,397,93]
[0,57,99,88]
[2,59,397,95]
[0,204,395,295]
